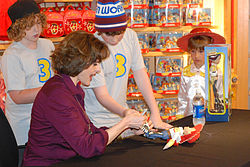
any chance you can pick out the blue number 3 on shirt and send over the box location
[115,53,127,78]
[38,58,52,83]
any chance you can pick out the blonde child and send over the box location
[2,0,54,146]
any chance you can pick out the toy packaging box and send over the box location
[157,98,179,123]
[151,75,180,95]
[155,56,183,77]
[137,32,149,53]
[127,98,180,123]
[127,99,150,115]
[204,44,231,122]
[155,32,183,52]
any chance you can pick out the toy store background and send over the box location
[0,0,249,112]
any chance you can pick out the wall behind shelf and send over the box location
[248,0,250,109]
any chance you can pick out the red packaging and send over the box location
[41,7,64,38]
[63,5,83,35]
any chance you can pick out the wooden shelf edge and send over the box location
[143,51,184,57]
[133,25,218,32]
[0,37,65,52]
[127,93,178,101]
[0,43,10,51]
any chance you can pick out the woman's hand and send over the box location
[124,112,147,130]
[132,120,154,135]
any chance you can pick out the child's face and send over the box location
[190,48,205,69]
[101,32,125,46]
[23,18,43,44]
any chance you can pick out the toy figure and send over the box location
[208,53,224,112]
[149,33,157,49]
[142,121,203,150]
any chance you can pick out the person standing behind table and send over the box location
[22,31,148,167]
[176,28,225,117]
[83,0,172,134]
[1,0,54,146]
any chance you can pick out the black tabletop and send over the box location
[51,109,250,167]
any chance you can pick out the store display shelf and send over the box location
[127,93,177,101]
[133,25,217,32]
[0,25,218,52]
[143,51,184,57]
[0,37,65,52]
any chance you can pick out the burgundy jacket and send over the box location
[22,74,108,166]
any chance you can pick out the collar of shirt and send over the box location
[190,63,205,74]
[55,73,84,98]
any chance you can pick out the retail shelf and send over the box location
[133,25,218,32]
[0,37,64,52]
[127,93,178,101]
[0,43,10,51]
[0,25,218,52]
[143,51,184,57]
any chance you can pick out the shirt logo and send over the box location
[115,53,126,78]
[37,58,52,83]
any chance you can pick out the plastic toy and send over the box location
[142,121,203,150]
[205,44,231,122]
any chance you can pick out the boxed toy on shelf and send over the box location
[204,44,231,122]
[127,56,153,97]
[124,0,149,28]
[155,31,183,52]
[161,4,181,27]
[137,32,149,53]
[148,32,157,51]
[126,98,181,123]
[127,77,141,96]
[121,0,149,9]
[151,75,180,95]
[127,99,150,114]
[198,8,211,26]
[157,98,178,123]
[155,56,183,77]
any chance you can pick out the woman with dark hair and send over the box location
[22,31,148,167]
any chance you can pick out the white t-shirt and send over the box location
[84,28,145,128]
[2,38,54,145]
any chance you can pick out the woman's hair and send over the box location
[188,35,213,51]
[51,31,109,77]
[97,30,126,36]
[7,13,47,42]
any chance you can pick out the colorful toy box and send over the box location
[127,99,150,114]
[204,44,231,122]
[157,98,179,122]
[137,32,149,53]
[198,8,211,26]
[155,56,183,77]
[151,75,180,95]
